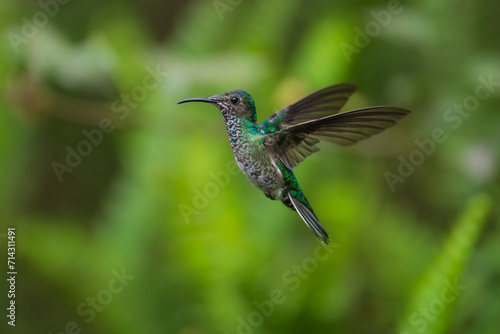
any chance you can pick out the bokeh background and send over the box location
[0,0,499,333]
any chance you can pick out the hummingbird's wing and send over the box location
[263,106,411,169]
[259,83,357,133]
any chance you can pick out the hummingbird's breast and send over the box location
[232,136,286,199]
[224,117,286,200]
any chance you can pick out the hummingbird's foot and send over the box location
[281,196,295,210]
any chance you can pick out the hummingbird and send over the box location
[178,83,411,244]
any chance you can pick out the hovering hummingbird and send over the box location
[178,83,411,244]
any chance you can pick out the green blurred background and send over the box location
[0,0,499,333]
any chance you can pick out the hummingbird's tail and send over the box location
[287,191,330,244]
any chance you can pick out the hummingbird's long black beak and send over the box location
[177,97,217,105]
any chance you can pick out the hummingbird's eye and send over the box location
[230,97,239,104]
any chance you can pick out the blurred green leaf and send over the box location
[398,194,492,334]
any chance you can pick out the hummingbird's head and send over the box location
[178,90,257,123]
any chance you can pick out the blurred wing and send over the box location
[259,83,357,133]
[263,106,412,169]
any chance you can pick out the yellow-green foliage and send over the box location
[398,194,492,334]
